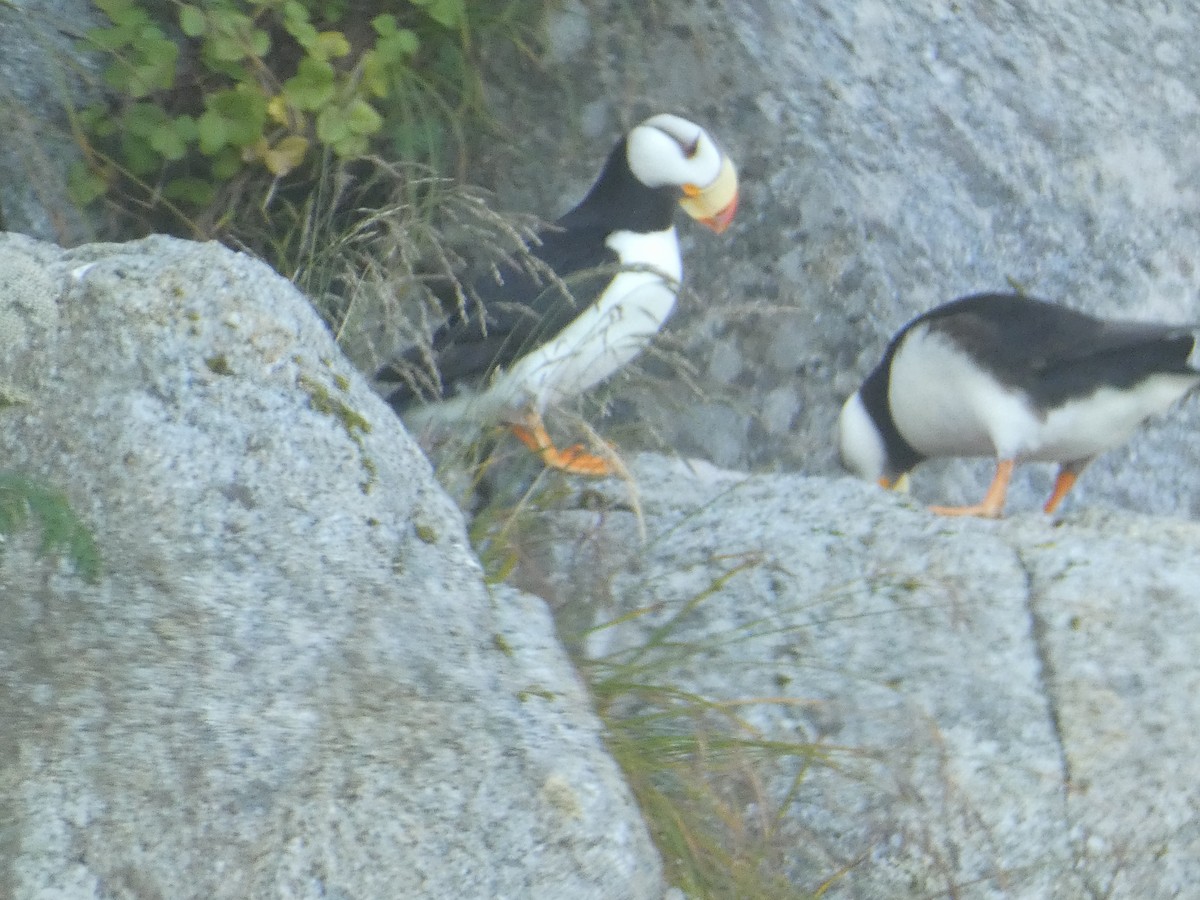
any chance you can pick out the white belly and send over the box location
[489,227,682,414]
[1031,375,1196,462]
[889,324,1198,463]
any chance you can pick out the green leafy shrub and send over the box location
[70,0,543,236]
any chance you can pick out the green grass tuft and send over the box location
[581,559,837,899]
[468,485,848,899]
[0,472,101,582]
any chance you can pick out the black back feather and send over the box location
[918,293,1197,409]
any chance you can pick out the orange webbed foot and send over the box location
[928,459,1014,519]
[510,416,612,477]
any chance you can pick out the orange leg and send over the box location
[1043,466,1080,515]
[509,412,611,477]
[928,458,1015,519]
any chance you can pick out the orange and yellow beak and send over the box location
[680,156,739,234]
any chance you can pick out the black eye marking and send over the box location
[651,124,701,158]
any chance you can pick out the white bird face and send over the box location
[627,114,739,233]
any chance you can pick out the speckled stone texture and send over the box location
[0,0,102,244]
[0,234,663,900]
[533,454,1200,899]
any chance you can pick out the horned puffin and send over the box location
[838,292,1200,517]
[378,113,739,475]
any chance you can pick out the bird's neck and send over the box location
[560,139,677,234]
[860,359,924,475]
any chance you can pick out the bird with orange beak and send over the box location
[378,113,739,475]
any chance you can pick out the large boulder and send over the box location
[530,454,1200,898]
[0,233,663,899]
[480,0,1200,519]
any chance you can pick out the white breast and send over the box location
[489,227,682,414]
[888,324,1040,460]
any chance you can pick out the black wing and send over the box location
[921,293,1196,408]
[378,223,619,408]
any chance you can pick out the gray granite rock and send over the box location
[0,233,663,899]
[480,0,1200,519]
[1021,510,1200,897]
[0,0,102,244]
[532,453,1200,898]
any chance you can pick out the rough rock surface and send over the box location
[530,453,1200,899]
[0,233,663,899]
[0,0,101,244]
[480,0,1200,519]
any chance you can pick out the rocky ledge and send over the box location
[532,453,1200,898]
[2,234,1195,899]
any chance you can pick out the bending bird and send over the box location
[838,292,1200,517]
